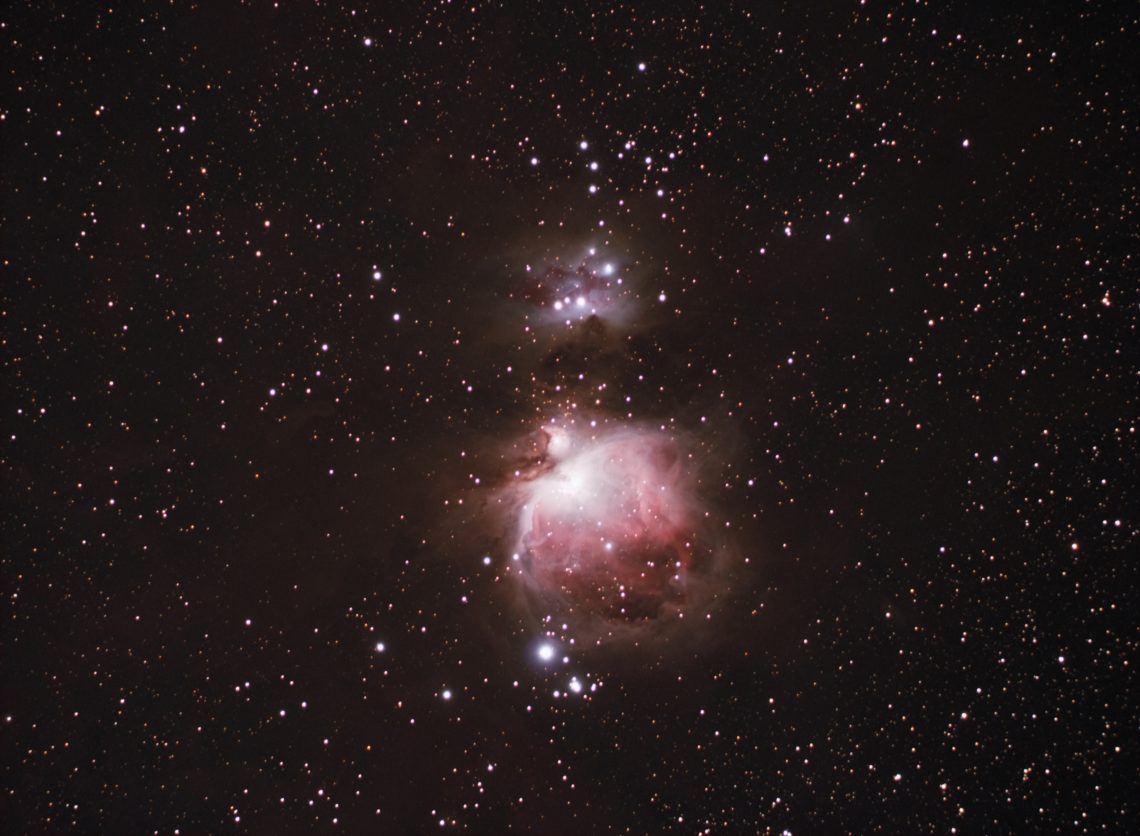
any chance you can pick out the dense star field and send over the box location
[3,2,1136,832]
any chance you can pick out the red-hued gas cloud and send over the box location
[502,421,712,632]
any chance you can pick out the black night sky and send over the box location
[3,2,1136,833]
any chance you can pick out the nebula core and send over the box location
[502,421,713,637]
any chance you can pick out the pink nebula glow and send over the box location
[511,423,698,621]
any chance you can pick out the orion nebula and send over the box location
[484,239,735,649]
[506,422,702,627]
[489,416,735,652]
